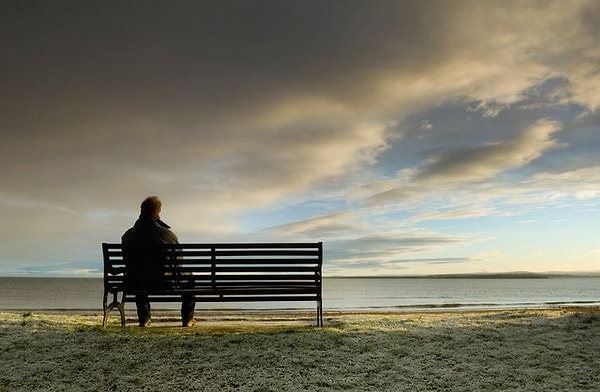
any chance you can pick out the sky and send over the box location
[1,1,600,277]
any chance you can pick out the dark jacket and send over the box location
[121,216,179,290]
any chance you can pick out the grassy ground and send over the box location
[0,308,598,391]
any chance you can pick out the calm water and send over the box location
[0,277,598,311]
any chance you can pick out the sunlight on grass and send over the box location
[3,308,594,335]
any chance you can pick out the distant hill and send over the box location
[423,271,600,279]
[425,272,550,279]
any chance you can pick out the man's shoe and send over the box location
[182,319,196,327]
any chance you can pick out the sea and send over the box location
[0,277,598,312]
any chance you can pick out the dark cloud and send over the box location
[1,1,448,117]
[415,119,562,182]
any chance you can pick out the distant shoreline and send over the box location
[328,272,600,279]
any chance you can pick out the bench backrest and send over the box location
[103,242,323,296]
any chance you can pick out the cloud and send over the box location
[326,231,466,261]
[525,166,600,189]
[411,207,496,223]
[362,119,564,209]
[265,212,363,239]
[363,188,419,207]
[420,120,433,131]
[467,101,507,118]
[415,119,563,182]
[322,231,470,274]
[212,120,388,194]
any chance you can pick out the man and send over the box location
[121,196,196,327]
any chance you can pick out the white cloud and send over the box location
[265,212,362,239]
[411,207,496,223]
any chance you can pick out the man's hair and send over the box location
[140,196,162,218]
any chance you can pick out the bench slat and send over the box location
[126,295,319,303]
[171,242,319,249]
[170,258,319,265]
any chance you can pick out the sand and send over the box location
[0,308,598,391]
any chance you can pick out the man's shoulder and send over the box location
[121,227,135,242]
[161,228,179,244]
[120,218,178,244]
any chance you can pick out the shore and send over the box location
[1,308,598,391]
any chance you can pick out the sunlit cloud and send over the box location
[411,207,496,223]
[265,212,362,238]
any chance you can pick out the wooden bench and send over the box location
[102,242,323,327]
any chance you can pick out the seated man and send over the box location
[121,196,196,327]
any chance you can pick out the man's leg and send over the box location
[135,294,151,327]
[181,295,196,327]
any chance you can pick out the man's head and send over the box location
[140,196,162,219]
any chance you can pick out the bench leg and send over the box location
[102,308,108,328]
[117,303,126,327]
[102,291,110,327]
[317,299,323,327]
[102,294,107,327]
[102,291,126,327]
[102,300,126,327]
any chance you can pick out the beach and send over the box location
[1,308,598,391]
